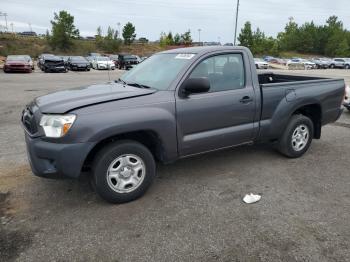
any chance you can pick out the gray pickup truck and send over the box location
[21,46,345,203]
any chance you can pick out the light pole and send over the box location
[198,28,201,45]
[117,22,121,39]
[234,0,240,45]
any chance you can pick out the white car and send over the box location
[92,57,115,70]
[254,58,269,69]
[343,85,350,111]
[287,58,316,70]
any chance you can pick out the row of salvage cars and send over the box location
[255,56,350,70]
[2,53,145,73]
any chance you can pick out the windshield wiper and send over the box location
[116,79,152,89]
[126,82,152,89]
[116,78,127,85]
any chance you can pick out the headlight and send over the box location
[39,114,76,138]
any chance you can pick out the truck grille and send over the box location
[22,107,38,134]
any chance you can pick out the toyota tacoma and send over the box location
[21,46,346,203]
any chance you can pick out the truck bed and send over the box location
[257,72,345,141]
[258,72,330,85]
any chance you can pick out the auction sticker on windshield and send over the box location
[175,54,195,59]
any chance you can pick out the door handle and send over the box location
[239,96,253,103]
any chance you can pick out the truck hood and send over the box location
[35,82,157,114]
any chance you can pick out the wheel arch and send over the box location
[82,129,167,172]
[291,103,322,139]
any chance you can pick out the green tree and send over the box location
[49,10,79,50]
[335,38,350,56]
[95,26,103,49]
[181,30,192,45]
[238,22,253,49]
[174,33,181,45]
[122,22,136,45]
[167,32,174,45]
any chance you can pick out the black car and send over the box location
[41,56,67,73]
[38,54,54,70]
[118,54,139,70]
[67,56,90,71]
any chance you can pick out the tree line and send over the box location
[47,11,140,52]
[238,16,350,57]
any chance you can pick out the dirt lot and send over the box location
[0,68,350,262]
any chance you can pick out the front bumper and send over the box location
[24,133,95,178]
[4,66,31,72]
[45,66,66,72]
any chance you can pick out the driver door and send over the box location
[176,53,257,156]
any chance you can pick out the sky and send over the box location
[0,0,349,43]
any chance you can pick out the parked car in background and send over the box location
[330,58,347,69]
[118,54,139,69]
[254,58,269,69]
[311,58,331,69]
[343,58,350,69]
[3,55,33,73]
[92,56,115,70]
[41,56,67,73]
[67,56,90,71]
[109,55,119,68]
[287,58,316,69]
[344,85,350,111]
[38,54,55,70]
[263,56,275,62]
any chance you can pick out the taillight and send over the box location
[344,85,349,102]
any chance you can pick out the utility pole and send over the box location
[117,22,121,38]
[0,12,8,31]
[234,0,240,45]
[10,22,14,34]
[28,22,32,32]
[198,28,201,45]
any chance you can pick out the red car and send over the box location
[3,55,33,73]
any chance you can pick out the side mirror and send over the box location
[181,77,210,97]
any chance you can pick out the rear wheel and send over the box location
[277,115,314,158]
[92,140,156,203]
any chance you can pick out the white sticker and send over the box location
[175,54,195,60]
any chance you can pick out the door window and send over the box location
[189,54,245,92]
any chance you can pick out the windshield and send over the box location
[7,55,27,61]
[120,53,195,90]
[71,56,87,62]
[97,57,110,61]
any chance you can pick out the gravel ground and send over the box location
[0,68,350,262]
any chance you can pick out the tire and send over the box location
[92,140,156,203]
[277,115,314,158]
[345,64,350,69]
[330,64,335,69]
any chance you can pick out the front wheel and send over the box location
[277,115,314,158]
[92,140,156,203]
